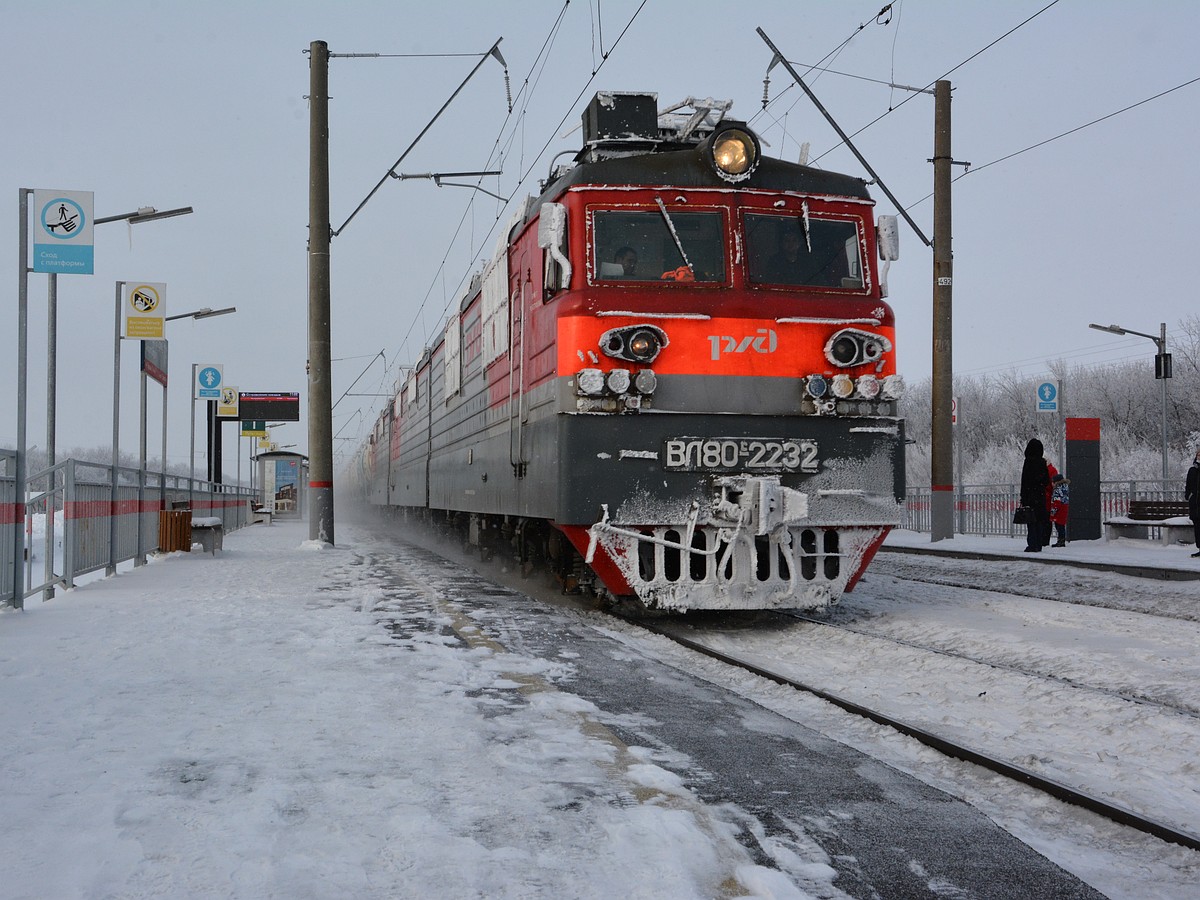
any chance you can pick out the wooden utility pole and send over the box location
[308,40,335,544]
[930,80,955,541]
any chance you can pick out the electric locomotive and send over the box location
[349,92,905,612]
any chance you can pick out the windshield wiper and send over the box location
[655,196,694,278]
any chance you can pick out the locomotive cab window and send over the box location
[745,213,863,289]
[592,209,726,283]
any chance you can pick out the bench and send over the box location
[190,516,224,555]
[1105,500,1194,545]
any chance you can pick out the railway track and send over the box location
[639,612,1200,854]
[784,610,1200,719]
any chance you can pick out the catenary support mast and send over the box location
[308,40,335,544]
[930,81,955,541]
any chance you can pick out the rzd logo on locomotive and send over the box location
[707,328,777,361]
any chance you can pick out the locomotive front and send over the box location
[541,93,905,611]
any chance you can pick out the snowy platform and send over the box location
[884,528,1200,580]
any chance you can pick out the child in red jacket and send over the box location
[1049,473,1070,547]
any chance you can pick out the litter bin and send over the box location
[159,510,192,552]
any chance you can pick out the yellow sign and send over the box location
[123,282,166,339]
[218,386,239,418]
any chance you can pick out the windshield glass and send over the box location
[745,212,862,289]
[592,210,726,283]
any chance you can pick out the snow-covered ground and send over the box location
[2,519,1198,898]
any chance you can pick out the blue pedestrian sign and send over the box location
[32,189,95,275]
[196,364,224,399]
[1036,380,1059,413]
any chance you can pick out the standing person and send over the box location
[1049,473,1070,547]
[1020,438,1051,552]
[1186,448,1200,558]
[1043,458,1059,547]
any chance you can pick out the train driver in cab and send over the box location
[614,246,638,277]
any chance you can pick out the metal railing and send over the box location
[903,480,1187,537]
[3,457,256,608]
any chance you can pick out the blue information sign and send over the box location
[1036,380,1059,413]
[196,365,224,399]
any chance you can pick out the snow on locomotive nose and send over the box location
[349,92,905,612]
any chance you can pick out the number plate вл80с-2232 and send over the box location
[662,438,819,473]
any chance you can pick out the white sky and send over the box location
[3,518,1198,897]
[3,0,1198,472]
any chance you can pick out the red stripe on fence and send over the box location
[0,501,24,525]
[65,498,169,520]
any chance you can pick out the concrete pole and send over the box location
[930,81,955,541]
[308,40,335,544]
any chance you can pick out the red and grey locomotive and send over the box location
[348,92,905,612]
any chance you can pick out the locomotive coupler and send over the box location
[711,475,809,535]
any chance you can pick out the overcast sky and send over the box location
[3,0,1197,475]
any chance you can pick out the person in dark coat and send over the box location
[1020,438,1051,552]
[1186,448,1200,557]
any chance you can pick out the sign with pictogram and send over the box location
[195,364,224,399]
[218,386,240,418]
[241,420,267,437]
[1036,380,1059,413]
[123,282,167,339]
[33,189,94,275]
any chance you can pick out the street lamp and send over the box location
[109,298,234,573]
[1088,322,1171,484]
[48,208,195,476]
[166,306,235,322]
[158,306,237,488]
[94,206,194,226]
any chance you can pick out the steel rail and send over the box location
[639,618,1200,853]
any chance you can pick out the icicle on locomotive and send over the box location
[349,92,906,612]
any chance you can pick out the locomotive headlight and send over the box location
[831,374,855,399]
[606,368,631,394]
[599,324,668,364]
[829,334,860,366]
[805,374,828,398]
[627,329,660,361]
[881,373,905,401]
[577,368,605,396]
[633,369,658,394]
[856,374,881,399]
[824,328,893,368]
[702,124,761,183]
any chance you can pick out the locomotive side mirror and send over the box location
[538,202,572,296]
[877,215,899,261]
[876,214,899,298]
